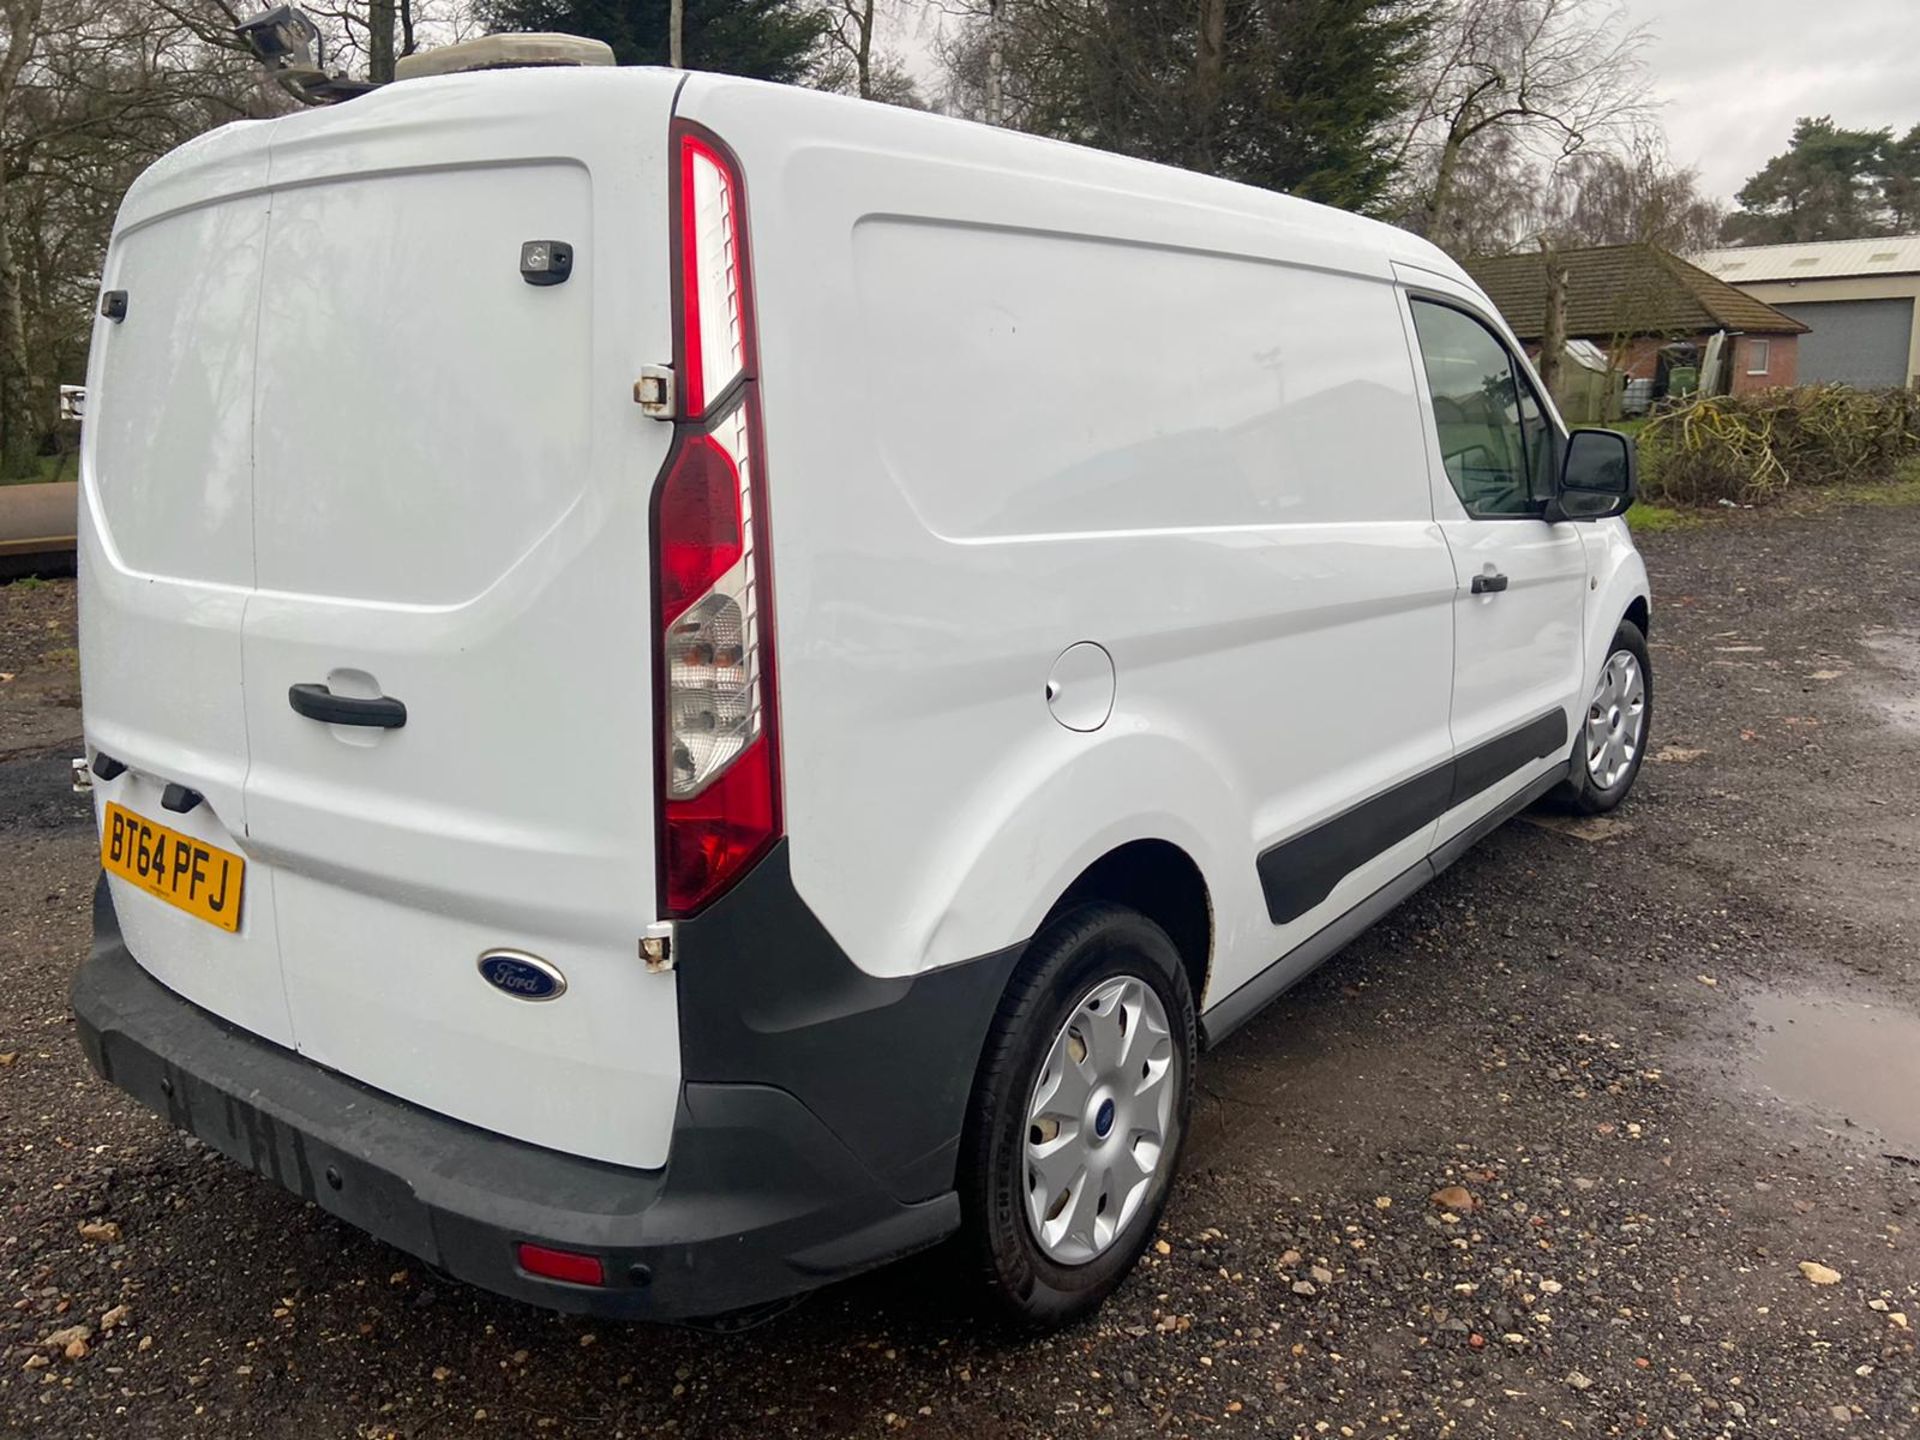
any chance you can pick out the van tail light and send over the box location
[654,124,780,918]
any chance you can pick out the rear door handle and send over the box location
[288,683,407,729]
[1470,571,1509,595]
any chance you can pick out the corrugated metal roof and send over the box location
[1464,243,1807,342]
[1693,235,1920,282]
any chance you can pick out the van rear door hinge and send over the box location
[634,366,675,421]
[641,921,674,973]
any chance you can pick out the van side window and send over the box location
[1409,299,1547,519]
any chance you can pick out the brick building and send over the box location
[1465,243,1808,404]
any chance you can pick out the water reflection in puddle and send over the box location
[1861,632,1920,733]
[1743,990,1920,1155]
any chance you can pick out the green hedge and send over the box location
[1638,386,1920,507]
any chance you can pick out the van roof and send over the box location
[681,70,1468,287]
[123,66,1465,292]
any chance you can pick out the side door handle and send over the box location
[1470,571,1509,595]
[288,683,408,729]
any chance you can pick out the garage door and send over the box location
[1777,298,1915,387]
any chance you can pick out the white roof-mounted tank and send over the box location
[393,33,616,82]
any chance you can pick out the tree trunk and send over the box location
[1424,123,1467,251]
[368,0,396,84]
[0,0,42,480]
[1191,0,1226,169]
[0,154,37,480]
[670,0,685,68]
[856,0,873,99]
[985,0,1004,126]
[1539,237,1567,405]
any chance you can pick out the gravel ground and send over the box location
[3,501,1918,1439]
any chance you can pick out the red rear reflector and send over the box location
[515,1242,606,1287]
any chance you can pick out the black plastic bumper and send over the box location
[71,878,974,1322]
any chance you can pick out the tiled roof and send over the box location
[1695,235,1920,283]
[1465,243,1808,342]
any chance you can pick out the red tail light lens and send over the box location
[655,125,780,918]
[678,132,749,418]
[656,434,743,627]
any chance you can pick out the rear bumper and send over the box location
[72,879,964,1322]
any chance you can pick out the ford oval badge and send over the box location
[478,950,567,1002]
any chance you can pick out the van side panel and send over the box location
[683,80,1456,1006]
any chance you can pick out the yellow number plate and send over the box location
[100,802,245,933]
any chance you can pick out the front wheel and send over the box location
[1559,618,1652,814]
[958,903,1195,1326]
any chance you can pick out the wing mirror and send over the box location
[1547,427,1637,522]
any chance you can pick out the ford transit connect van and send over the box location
[70,58,1651,1327]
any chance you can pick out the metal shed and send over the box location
[1694,237,1920,390]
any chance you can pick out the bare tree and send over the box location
[1398,0,1650,252]
[0,2,273,475]
[1542,143,1723,254]
[0,2,480,475]
[153,1,476,90]
[815,0,925,107]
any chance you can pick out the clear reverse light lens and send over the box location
[663,405,761,800]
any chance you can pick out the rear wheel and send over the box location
[1560,618,1652,814]
[959,903,1195,1326]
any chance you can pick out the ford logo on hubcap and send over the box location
[477,951,567,1001]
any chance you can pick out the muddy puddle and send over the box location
[1741,989,1920,1157]
[1861,630,1920,733]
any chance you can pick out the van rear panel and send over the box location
[82,70,686,1169]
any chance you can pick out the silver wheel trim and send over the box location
[1585,648,1646,791]
[1022,973,1176,1265]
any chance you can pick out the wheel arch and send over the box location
[1624,593,1649,637]
[1584,522,1651,682]
[1045,838,1213,1008]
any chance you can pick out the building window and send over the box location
[1746,339,1771,376]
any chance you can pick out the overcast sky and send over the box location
[1619,0,1918,204]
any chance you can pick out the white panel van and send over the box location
[71,59,1651,1327]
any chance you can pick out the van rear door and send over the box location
[235,72,683,1169]
[80,125,293,1047]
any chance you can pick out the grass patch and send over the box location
[0,454,77,486]
[1827,476,1920,507]
[1799,457,1920,511]
[1626,502,1702,535]
[1649,456,1920,524]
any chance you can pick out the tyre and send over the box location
[958,902,1196,1326]
[1559,618,1652,815]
